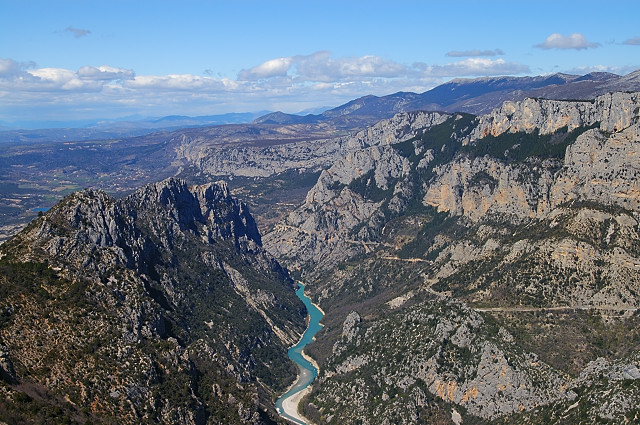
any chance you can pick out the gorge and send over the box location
[1,72,640,425]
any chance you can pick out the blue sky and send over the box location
[1,0,640,125]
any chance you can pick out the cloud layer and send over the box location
[535,33,600,50]
[1,52,532,122]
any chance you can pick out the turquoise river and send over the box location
[275,283,324,424]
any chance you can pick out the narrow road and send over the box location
[473,305,638,313]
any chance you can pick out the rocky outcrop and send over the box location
[0,178,305,425]
[175,111,449,179]
[264,112,446,272]
[551,124,640,211]
[265,94,640,275]
[424,121,640,221]
[268,92,640,425]
[469,91,640,142]
[309,300,572,423]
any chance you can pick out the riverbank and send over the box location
[276,283,324,425]
[279,385,313,425]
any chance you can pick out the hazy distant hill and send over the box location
[0,112,269,143]
[253,70,640,125]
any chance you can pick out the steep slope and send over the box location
[263,110,450,272]
[264,92,640,424]
[0,178,305,425]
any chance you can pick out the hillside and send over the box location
[263,91,640,424]
[0,178,305,424]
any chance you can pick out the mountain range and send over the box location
[253,70,640,126]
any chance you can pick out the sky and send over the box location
[1,0,640,126]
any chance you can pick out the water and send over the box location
[275,283,324,424]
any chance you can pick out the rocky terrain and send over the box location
[4,70,640,244]
[263,91,640,424]
[0,178,305,424]
[2,72,640,424]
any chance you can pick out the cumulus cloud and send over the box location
[446,49,504,57]
[1,52,534,122]
[26,68,103,91]
[77,65,135,81]
[237,51,411,82]
[294,51,409,81]
[535,33,600,50]
[623,37,640,45]
[64,26,91,38]
[238,57,293,80]
[0,58,36,78]
[124,74,237,91]
[415,58,530,78]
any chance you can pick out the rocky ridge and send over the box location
[0,178,305,425]
[174,111,449,179]
[263,91,640,424]
[265,91,640,272]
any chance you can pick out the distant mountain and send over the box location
[0,112,271,143]
[252,111,323,125]
[253,70,640,126]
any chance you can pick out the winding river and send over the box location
[275,283,324,425]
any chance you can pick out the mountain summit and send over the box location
[0,178,305,424]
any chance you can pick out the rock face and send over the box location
[264,92,640,424]
[175,111,449,179]
[469,92,640,141]
[311,300,571,423]
[424,94,640,221]
[266,92,640,274]
[0,178,305,424]
[263,112,449,272]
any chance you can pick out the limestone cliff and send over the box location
[468,91,640,142]
[0,178,304,425]
[264,92,640,425]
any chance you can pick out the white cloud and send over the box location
[623,37,640,46]
[0,58,36,78]
[415,58,530,77]
[446,49,504,57]
[294,51,409,82]
[24,68,102,91]
[237,52,411,83]
[77,65,135,81]
[64,26,91,38]
[0,52,533,122]
[238,57,293,80]
[535,33,600,50]
[124,74,238,92]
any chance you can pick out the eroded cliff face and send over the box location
[424,115,640,222]
[173,111,449,179]
[311,301,571,423]
[266,92,640,274]
[264,112,449,272]
[264,92,640,425]
[468,91,640,141]
[0,178,305,425]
